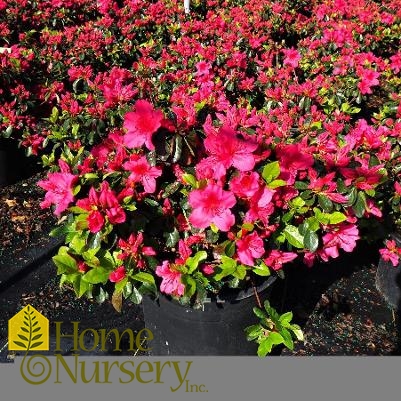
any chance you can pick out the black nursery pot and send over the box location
[0,138,40,187]
[376,232,401,311]
[142,276,276,356]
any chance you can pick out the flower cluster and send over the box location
[3,1,401,320]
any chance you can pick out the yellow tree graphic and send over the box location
[8,305,49,351]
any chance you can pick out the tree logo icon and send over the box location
[8,305,49,351]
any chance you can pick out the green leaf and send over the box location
[257,332,284,357]
[214,256,237,280]
[267,179,286,189]
[173,135,183,163]
[295,181,309,190]
[291,325,304,341]
[244,324,262,341]
[74,275,92,298]
[313,208,330,225]
[242,222,254,231]
[318,194,333,212]
[328,211,347,224]
[163,181,181,198]
[224,241,236,258]
[253,261,271,277]
[130,286,143,304]
[181,275,197,298]
[186,251,208,274]
[96,287,108,304]
[346,187,358,206]
[233,264,247,280]
[88,232,102,250]
[291,196,306,209]
[353,191,367,218]
[253,306,267,320]
[280,328,294,350]
[53,253,78,275]
[283,225,304,248]
[164,228,180,248]
[115,278,128,294]
[279,311,293,325]
[82,267,110,284]
[304,230,319,252]
[132,272,156,288]
[182,173,197,188]
[262,161,280,184]
[70,234,86,253]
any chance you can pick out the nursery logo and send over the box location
[8,305,49,351]
[6,307,205,392]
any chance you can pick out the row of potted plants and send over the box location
[2,0,401,355]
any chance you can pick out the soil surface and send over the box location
[1,175,400,360]
[0,171,56,255]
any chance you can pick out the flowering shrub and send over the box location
[4,0,401,353]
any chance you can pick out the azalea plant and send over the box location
[3,0,401,355]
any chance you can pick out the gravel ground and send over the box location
[1,175,400,359]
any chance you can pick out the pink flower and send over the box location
[202,264,214,275]
[77,182,125,233]
[282,48,301,68]
[395,182,401,196]
[188,183,236,231]
[357,68,380,95]
[276,143,314,184]
[123,155,162,193]
[78,261,89,273]
[230,172,260,198]
[123,100,164,150]
[118,232,155,269]
[156,261,185,297]
[245,187,275,224]
[87,210,105,233]
[264,250,297,271]
[109,266,126,283]
[203,125,258,178]
[379,240,401,267]
[195,61,211,77]
[308,171,348,203]
[37,159,77,216]
[390,53,401,74]
[237,231,265,266]
[320,224,359,261]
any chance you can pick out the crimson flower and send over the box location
[118,232,156,269]
[109,266,126,283]
[276,143,314,184]
[76,182,125,233]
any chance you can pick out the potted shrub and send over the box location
[3,0,401,355]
